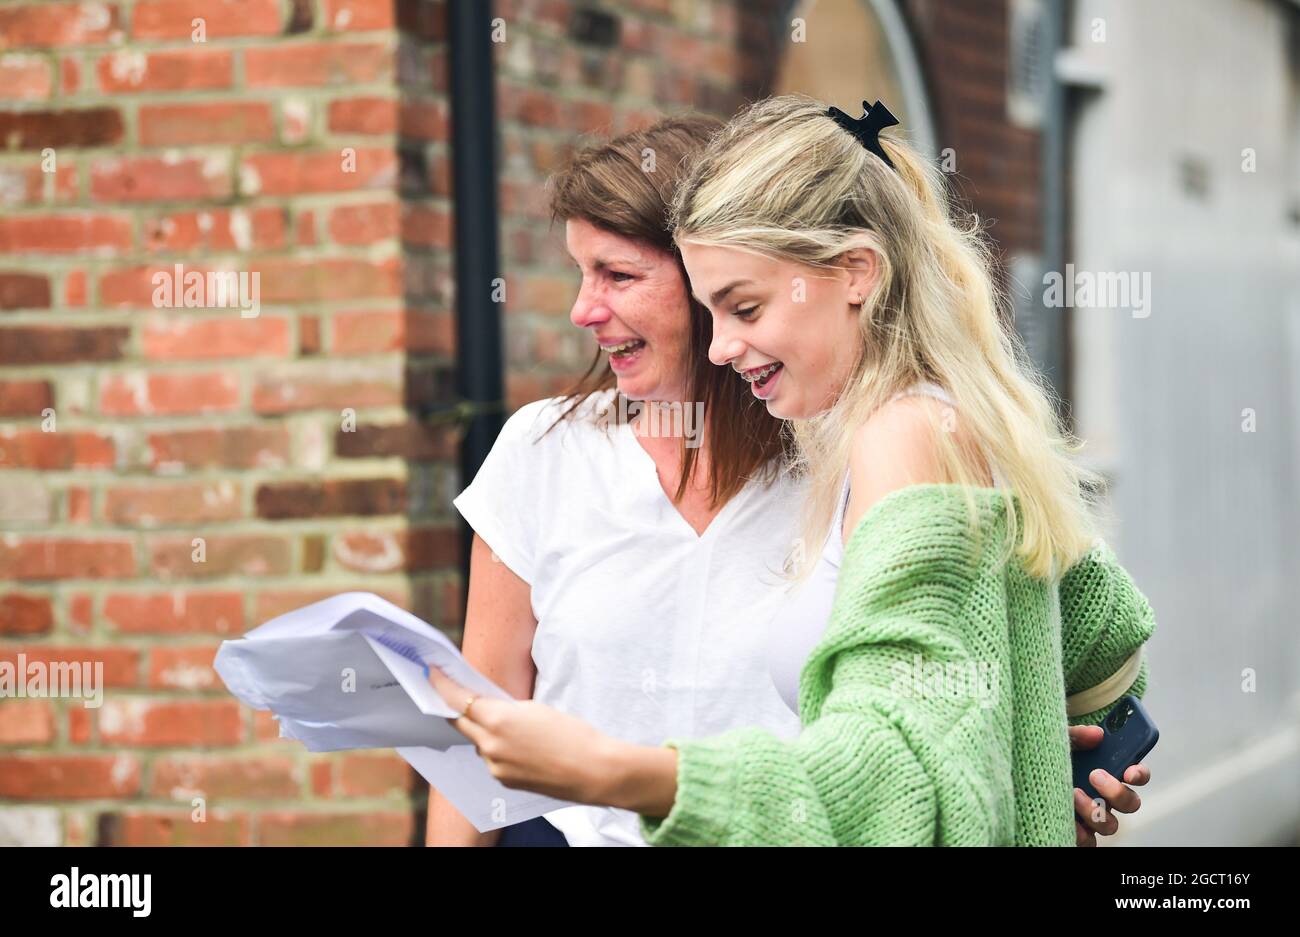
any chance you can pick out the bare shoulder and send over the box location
[842,395,989,547]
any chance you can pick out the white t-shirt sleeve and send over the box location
[451,399,555,585]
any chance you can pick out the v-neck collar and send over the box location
[620,419,751,543]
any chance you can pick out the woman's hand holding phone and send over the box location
[1068,723,1151,846]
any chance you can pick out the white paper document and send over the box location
[213,592,576,831]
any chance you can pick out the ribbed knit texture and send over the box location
[639,483,1156,846]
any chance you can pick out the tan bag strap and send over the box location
[1065,648,1143,717]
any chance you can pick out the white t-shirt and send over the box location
[453,388,808,846]
[764,473,850,717]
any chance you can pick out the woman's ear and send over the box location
[839,246,880,306]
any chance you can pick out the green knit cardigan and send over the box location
[638,483,1156,846]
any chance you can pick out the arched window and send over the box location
[774,0,937,158]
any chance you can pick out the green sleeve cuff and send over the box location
[638,733,745,847]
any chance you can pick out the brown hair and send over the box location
[543,113,790,508]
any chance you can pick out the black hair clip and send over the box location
[826,99,900,172]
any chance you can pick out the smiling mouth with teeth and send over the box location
[602,339,646,357]
[741,362,783,385]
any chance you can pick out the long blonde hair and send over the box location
[668,94,1101,581]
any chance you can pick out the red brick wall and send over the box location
[904,0,1042,256]
[0,0,1034,845]
[0,0,438,846]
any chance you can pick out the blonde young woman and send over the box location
[428,95,1157,846]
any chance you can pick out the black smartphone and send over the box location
[1071,694,1159,814]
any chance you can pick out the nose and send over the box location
[569,278,612,331]
[708,318,745,367]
